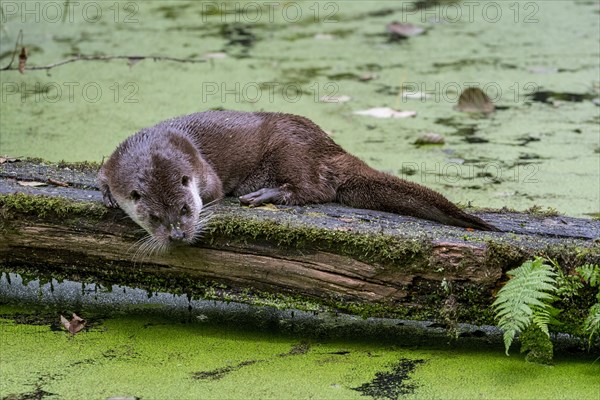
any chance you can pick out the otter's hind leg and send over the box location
[237,154,338,207]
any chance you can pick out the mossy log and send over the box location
[1,160,599,325]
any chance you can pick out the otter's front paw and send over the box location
[101,188,119,208]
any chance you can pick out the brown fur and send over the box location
[98,111,497,246]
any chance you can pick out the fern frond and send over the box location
[503,329,517,353]
[531,305,560,336]
[577,264,600,288]
[493,257,557,355]
[575,264,600,347]
[584,303,600,347]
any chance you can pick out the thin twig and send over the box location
[2,54,206,72]
[2,32,210,72]
[1,29,23,71]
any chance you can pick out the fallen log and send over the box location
[1,159,598,327]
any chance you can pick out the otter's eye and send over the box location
[181,176,190,186]
[130,190,141,201]
[180,204,190,216]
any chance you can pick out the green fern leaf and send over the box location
[493,257,557,355]
[584,303,600,347]
[577,264,600,288]
[503,329,516,353]
[531,305,560,336]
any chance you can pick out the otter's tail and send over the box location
[335,156,498,231]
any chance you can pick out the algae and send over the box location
[0,305,598,400]
[0,1,597,217]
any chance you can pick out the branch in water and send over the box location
[1,30,208,73]
[1,54,207,73]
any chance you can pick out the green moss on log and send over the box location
[0,193,107,220]
[55,159,101,172]
[206,214,431,268]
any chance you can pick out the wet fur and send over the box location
[98,111,497,250]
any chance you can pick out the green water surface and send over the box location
[0,0,598,216]
[1,306,599,400]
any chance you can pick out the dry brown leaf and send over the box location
[0,157,21,164]
[17,180,47,187]
[60,313,86,334]
[47,178,69,187]
[127,57,143,67]
[456,87,495,114]
[18,47,27,74]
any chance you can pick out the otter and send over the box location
[98,111,497,249]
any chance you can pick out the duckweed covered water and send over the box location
[0,1,598,216]
[1,305,599,400]
[1,274,599,400]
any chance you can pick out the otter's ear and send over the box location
[181,175,190,186]
[130,190,141,201]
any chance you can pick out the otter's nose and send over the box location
[169,227,185,241]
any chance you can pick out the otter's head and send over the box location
[124,154,208,252]
[103,128,223,255]
[109,132,215,253]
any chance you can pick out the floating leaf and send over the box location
[414,132,445,145]
[106,397,137,400]
[353,107,416,119]
[402,91,428,100]
[60,313,86,334]
[314,33,334,40]
[528,66,558,74]
[127,57,143,67]
[320,95,351,103]
[456,87,495,114]
[387,22,425,38]
[358,72,378,81]
[202,52,227,59]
